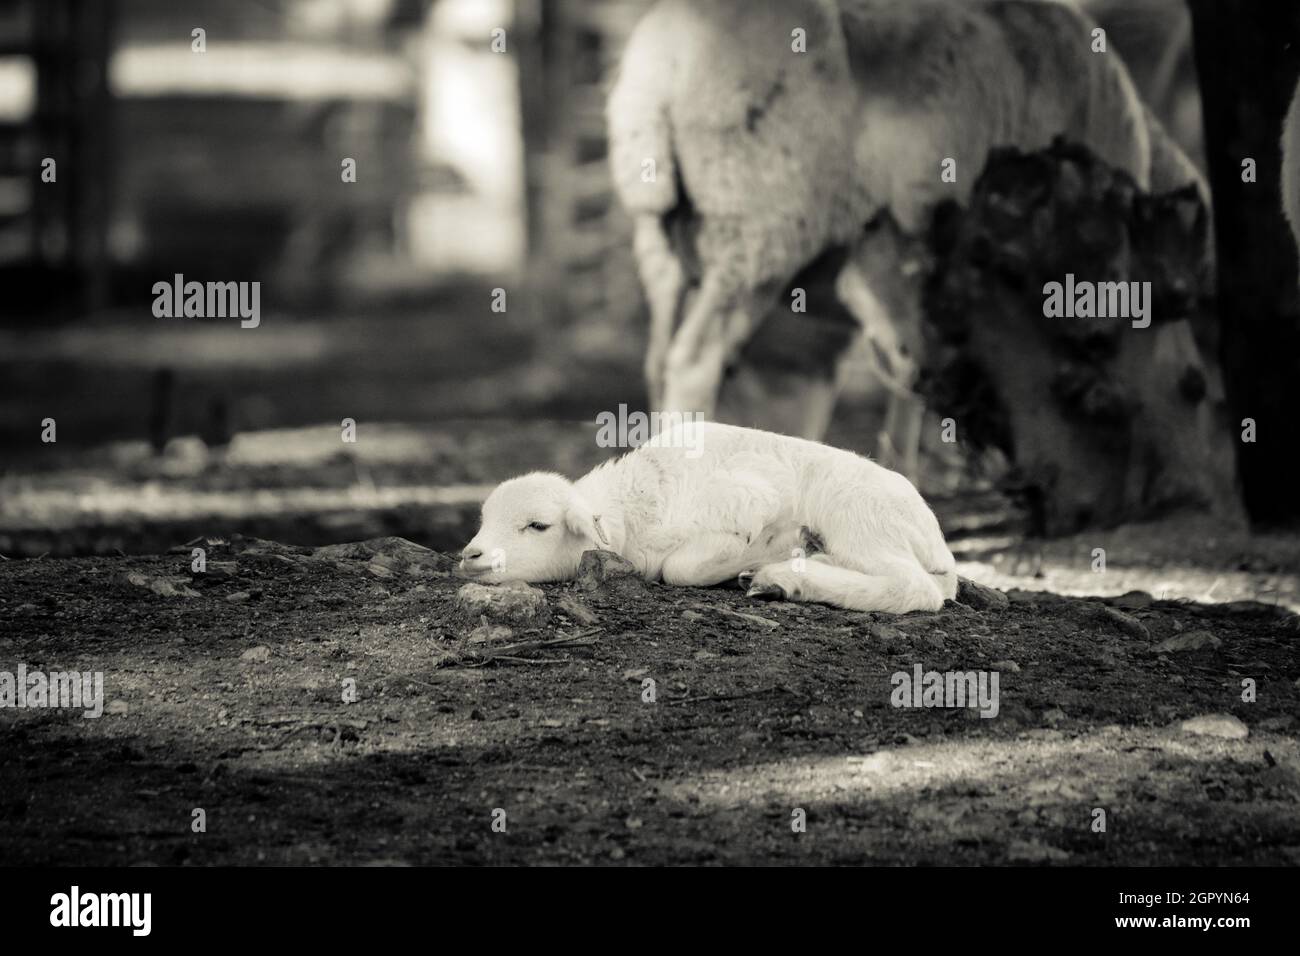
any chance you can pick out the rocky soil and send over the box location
[2,535,1298,865]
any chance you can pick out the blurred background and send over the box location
[3,0,1293,609]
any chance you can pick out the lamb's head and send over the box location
[459,472,609,583]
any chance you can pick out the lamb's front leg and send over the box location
[660,525,802,588]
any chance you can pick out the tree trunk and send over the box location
[924,139,1240,536]
[1188,1,1300,527]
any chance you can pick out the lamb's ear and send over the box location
[564,495,609,547]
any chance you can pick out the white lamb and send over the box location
[459,422,957,614]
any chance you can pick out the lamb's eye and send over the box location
[525,522,551,532]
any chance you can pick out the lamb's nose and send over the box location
[461,547,484,562]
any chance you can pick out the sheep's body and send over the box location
[461,422,957,614]
[609,0,1208,431]
[1283,78,1300,267]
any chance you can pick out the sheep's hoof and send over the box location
[737,570,757,589]
[746,583,788,602]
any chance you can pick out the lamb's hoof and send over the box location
[737,570,756,589]
[746,583,788,602]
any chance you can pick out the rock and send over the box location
[1110,590,1155,610]
[1007,840,1071,863]
[682,610,706,623]
[869,623,906,642]
[314,537,456,577]
[555,594,599,625]
[1007,588,1067,606]
[956,577,1010,610]
[575,550,644,596]
[106,699,130,716]
[240,645,271,663]
[1042,707,1067,727]
[1087,604,1150,640]
[191,561,238,583]
[453,581,550,626]
[1154,630,1221,653]
[1181,713,1248,740]
[126,572,201,599]
[225,591,251,603]
[992,659,1021,673]
[467,623,513,645]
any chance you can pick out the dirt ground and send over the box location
[2,533,1298,866]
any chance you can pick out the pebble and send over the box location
[240,645,271,663]
[1181,713,1248,740]
[1154,630,1221,653]
[453,581,550,626]
[956,578,1010,610]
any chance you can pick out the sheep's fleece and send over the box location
[460,422,957,614]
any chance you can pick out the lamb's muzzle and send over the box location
[461,422,958,615]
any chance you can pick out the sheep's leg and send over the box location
[742,555,945,614]
[662,273,778,419]
[877,392,924,481]
[634,216,686,410]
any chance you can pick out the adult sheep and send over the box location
[609,0,1210,432]
[1284,77,1300,270]
[459,422,957,614]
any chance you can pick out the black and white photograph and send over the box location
[0,0,1297,925]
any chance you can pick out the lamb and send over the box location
[608,0,1211,454]
[459,422,958,614]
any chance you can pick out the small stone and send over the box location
[240,645,271,663]
[1181,713,1248,740]
[956,577,1010,610]
[467,624,513,645]
[682,610,706,622]
[1088,604,1149,640]
[1007,839,1070,863]
[992,659,1021,673]
[556,594,599,625]
[1154,630,1221,653]
[1042,707,1066,727]
[1111,590,1154,610]
[575,550,644,596]
[869,623,906,642]
[226,591,252,603]
[126,572,201,599]
[106,699,129,716]
[453,581,550,626]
